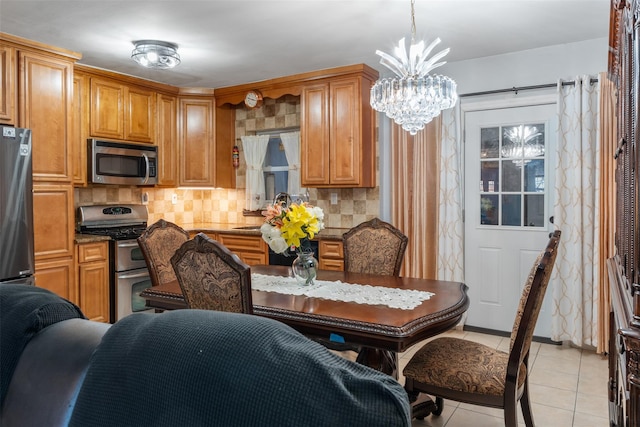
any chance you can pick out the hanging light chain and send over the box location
[410,0,417,45]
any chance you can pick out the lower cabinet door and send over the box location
[34,257,75,302]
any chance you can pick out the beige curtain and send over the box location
[391,118,441,279]
[597,72,617,354]
[551,75,600,348]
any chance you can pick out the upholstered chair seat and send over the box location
[403,337,526,397]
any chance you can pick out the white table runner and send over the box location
[251,273,434,310]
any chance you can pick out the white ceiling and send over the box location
[0,0,610,89]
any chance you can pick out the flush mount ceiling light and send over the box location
[131,40,181,69]
[370,0,458,135]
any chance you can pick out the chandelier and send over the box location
[501,125,545,166]
[131,40,181,69]
[370,0,458,135]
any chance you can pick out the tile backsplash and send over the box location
[75,95,379,229]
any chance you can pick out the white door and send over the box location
[464,102,556,338]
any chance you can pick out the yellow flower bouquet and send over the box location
[260,202,325,254]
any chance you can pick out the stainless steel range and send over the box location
[76,204,154,323]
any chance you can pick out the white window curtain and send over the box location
[241,135,270,211]
[437,106,464,282]
[280,131,303,196]
[551,75,601,348]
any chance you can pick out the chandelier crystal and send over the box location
[370,0,457,135]
[501,125,545,166]
[131,40,181,69]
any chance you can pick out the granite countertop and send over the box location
[180,222,349,240]
[74,224,349,245]
[75,234,112,244]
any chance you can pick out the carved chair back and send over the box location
[171,233,253,314]
[137,219,190,287]
[343,218,408,276]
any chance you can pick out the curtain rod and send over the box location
[459,77,599,98]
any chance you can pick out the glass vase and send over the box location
[291,249,318,286]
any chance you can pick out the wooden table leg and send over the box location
[355,347,398,379]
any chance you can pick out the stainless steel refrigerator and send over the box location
[0,126,35,286]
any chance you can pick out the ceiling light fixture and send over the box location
[370,0,457,135]
[131,40,181,69]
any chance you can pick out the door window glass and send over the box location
[478,123,546,228]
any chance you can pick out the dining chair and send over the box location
[170,233,253,314]
[137,219,190,287]
[342,218,409,276]
[319,218,409,357]
[402,230,561,426]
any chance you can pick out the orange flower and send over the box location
[261,203,284,225]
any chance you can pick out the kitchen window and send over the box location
[242,129,302,212]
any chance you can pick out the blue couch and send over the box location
[0,284,411,426]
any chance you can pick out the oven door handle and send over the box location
[117,271,149,280]
[117,241,141,249]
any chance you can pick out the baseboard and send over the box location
[463,325,561,345]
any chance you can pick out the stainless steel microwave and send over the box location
[89,139,158,185]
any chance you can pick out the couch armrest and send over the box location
[0,318,110,427]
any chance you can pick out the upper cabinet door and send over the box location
[330,78,360,185]
[301,83,330,186]
[156,93,178,186]
[178,96,215,186]
[19,50,73,182]
[90,77,155,143]
[0,46,16,125]
[91,78,124,140]
[125,85,155,143]
[71,73,90,185]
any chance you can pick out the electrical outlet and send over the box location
[330,193,338,205]
[141,192,149,205]
[171,193,178,205]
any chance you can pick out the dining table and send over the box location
[140,265,469,377]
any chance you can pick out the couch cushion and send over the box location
[70,310,411,427]
[0,283,85,405]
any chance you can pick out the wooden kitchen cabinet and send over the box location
[34,256,76,303]
[156,93,178,186]
[33,183,75,260]
[71,72,90,185]
[216,232,268,266]
[0,45,16,125]
[178,95,215,186]
[1,33,79,304]
[301,70,377,188]
[76,241,109,323]
[318,239,344,271]
[20,49,75,182]
[90,77,156,143]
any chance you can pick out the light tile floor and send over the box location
[394,329,610,427]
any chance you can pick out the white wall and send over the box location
[442,37,608,95]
